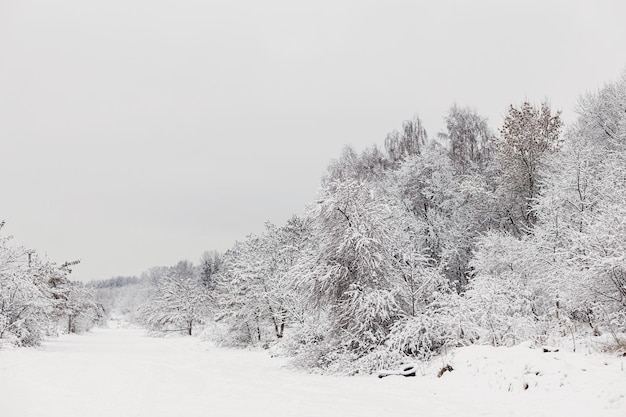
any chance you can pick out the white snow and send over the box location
[1,325,625,417]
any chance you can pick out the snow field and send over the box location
[0,327,624,417]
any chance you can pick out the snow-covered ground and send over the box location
[1,324,624,417]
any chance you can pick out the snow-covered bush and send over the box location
[388,311,462,360]
[463,232,555,346]
[278,312,340,369]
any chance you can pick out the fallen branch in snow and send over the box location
[377,365,417,378]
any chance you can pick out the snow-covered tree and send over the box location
[33,258,101,334]
[301,178,402,351]
[493,101,563,234]
[439,105,494,174]
[291,160,454,363]
[138,261,211,335]
[214,217,312,346]
[393,144,493,289]
[0,222,95,345]
[0,236,51,346]
[384,116,427,164]
[199,250,222,289]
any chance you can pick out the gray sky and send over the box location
[1,0,625,282]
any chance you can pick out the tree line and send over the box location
[124,71,626,374]
[7,71,624,375]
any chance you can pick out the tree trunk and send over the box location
[279,321,285,338]
[271,315,280,338]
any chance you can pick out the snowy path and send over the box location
[0,327,624,417]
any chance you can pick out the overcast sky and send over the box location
[1,0,625,282]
